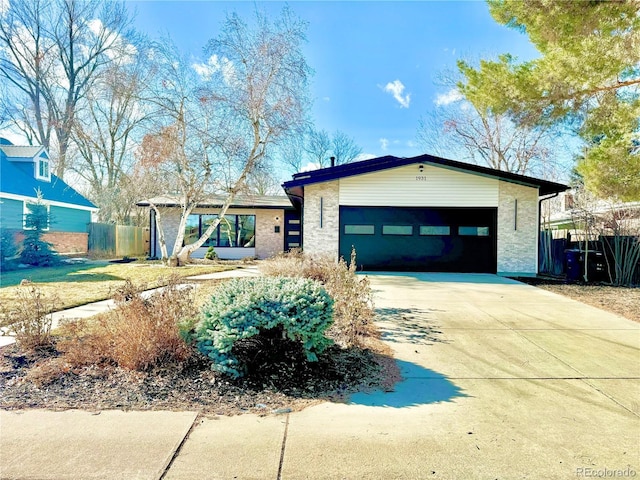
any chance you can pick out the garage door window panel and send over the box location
[420,226,451,236]
[382,225,413,235]
[344,225,375,235]
[459,226,490,236]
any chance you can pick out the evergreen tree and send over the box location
[20,194,59,267]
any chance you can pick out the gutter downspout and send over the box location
[538,192,560,275]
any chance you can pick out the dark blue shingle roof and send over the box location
[0,147,96,209]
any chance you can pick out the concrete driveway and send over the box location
[1,273,638,479]
[167,273,639,479]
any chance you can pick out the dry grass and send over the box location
[57,277,193,371]
[0,261,235,312]
[260,249,378,348]
[535,283,640,323]
[0,286,58,350]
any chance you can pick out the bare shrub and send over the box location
[0,285,58,350]
[58,277,193,370]
[260,249,377,348]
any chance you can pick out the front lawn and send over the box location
[0,261,236,312]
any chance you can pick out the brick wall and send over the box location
[302,181,339,258]
[497,181,539,275]
[255,209,284,259]
[42,232,88,254]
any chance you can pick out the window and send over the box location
[420,226,450,236]
[34,157,50,181]
[458,226,490,236]
[382,225,413,235]
[344,225,374,235]
[184,215,200,245]
[184,214,256,247]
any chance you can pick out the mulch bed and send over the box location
[0,339,399,416]
[514,277,640,323]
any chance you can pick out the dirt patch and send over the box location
[0,339,398,415]
[515,278,640,323]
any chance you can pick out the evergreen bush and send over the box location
[191,276,334,378]
[20,198,59,267]
[0,228,19,271]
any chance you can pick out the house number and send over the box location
[415,175,428,181]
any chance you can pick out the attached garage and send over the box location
[339,206,497,272]
[283,154,569,275]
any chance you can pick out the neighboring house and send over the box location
[546,190,640,237]
[140,153,568,275]
[0,138,97,254]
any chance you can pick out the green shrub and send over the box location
[191,276,334,378]
[260,249,377,348]
[0,228,20,271]
[205,246,218,260]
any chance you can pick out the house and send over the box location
[0,138,97,254]
[137,194,298,260]
[141,154,569,275]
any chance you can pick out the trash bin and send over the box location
[564,249,582,282]
[586,251,607,282]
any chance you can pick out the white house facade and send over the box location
[140,154,568,275]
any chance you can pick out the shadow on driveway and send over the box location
[375,307,448,345]
[350,360,467,408]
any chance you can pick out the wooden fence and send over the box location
[88,223,149,257]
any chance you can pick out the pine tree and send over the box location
[20,193,59,267]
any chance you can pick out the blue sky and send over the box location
[129,1,539,160]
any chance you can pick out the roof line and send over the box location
[283,153,569,196]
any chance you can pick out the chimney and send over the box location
[330,156,336,167]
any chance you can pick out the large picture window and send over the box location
[184,214,256,248]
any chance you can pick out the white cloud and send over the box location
[322,96,330,102]
[435,88,463,106]
[0,0,9,15]
[384,79,411,108]
[379,138,389,151]
[300,161,321,172]
[193,54,235,84]
[407,140,417,148]
[354,153,376,162]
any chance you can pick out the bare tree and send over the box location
[301,127,362,169]
[141,8,310,265]
[305,128,331,167]
[0,0,137,179]
[418,98,554,176]
[71,49,154,223]
[331,130,362,165]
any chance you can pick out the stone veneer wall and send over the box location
[497,181,539,275]
[302,181,340,258]
[255,209,284,259]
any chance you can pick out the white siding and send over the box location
[339,164,499,207]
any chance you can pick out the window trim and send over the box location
[34,157,51,182]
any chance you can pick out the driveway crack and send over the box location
[481,308,640,418]
[276,413,290,480]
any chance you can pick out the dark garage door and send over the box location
[339,206,497,272]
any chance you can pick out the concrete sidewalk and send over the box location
[1,273,639,479]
